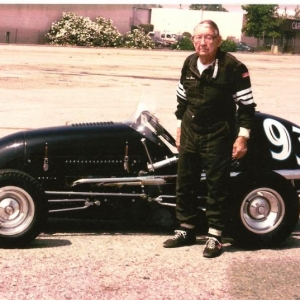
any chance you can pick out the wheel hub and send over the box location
[241,189,284,234]
[248,196,270,219]
[5,205,14,215]
[0,198,20,220]
[258,206,266,215]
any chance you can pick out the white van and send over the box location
[147,31,176,46]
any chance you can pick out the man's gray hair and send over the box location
[195,20,220,36]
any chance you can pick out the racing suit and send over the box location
[175,48,256,233]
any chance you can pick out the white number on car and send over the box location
[263,118,299,162]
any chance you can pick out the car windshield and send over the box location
[125,102,177,152]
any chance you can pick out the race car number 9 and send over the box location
[263,118,300,165]
[263,118,291,160]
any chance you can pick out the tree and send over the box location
[277,6,300,19]
[242,5,284,47]
[294,6,300,19]
[189,4,228,12]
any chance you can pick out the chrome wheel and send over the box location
[0,186,35,236]
[240,187,285,234]
[228,171,299,247]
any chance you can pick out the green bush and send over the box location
[220,39,236,52]
[138,24,154,33]
[173,36,194,51]
[182,32,192,38]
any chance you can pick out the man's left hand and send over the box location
[232,136,248,159]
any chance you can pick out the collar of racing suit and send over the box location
[189,48,224,81]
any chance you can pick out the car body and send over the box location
[147,31,176,47]
[160,33,176,45]
[235,41,255,52]
[0,104,299,248]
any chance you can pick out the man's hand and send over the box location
[232,136,248,159]
[176,127,181,151]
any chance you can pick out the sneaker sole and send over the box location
[163,239,196,248]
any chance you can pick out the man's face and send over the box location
[192,24,221,61]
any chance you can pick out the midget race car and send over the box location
[0,103,299,248]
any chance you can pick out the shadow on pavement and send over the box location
[27,238,72,249]
[38,215,300,251]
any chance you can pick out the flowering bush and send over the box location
[122,27,155,49]
[92,17,123,47]
[45,12,96,46]
[45,12,154,49]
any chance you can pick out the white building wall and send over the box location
[150,8,244,41]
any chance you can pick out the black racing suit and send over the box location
[175,48,256,232]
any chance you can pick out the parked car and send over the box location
[0,103,299,248]
[147,31,176,47]
[235,41,255,52]
[160,33,176,45]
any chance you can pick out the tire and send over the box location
[228,171,299,248]
[0,170,48,248]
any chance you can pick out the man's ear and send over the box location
[217,36,222,47]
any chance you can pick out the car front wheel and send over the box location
[0,170,47,248]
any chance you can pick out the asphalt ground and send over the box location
[0,45,300,300]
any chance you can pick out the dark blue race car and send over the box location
[0,104,299,248]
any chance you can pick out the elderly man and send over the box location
[163,20,256,258]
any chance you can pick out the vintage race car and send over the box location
[0,104,299,248]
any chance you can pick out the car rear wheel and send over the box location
[0,170,48,248]
[228,171,299,248]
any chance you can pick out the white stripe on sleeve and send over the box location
[176,81,187,100]
[232,87,254,105]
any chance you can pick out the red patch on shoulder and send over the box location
[242,72,249,78]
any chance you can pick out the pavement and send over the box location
[1,45,300,138]
[0,44,300,300]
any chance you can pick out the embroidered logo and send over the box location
[242,72,249,78]
[186,76,194,80]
